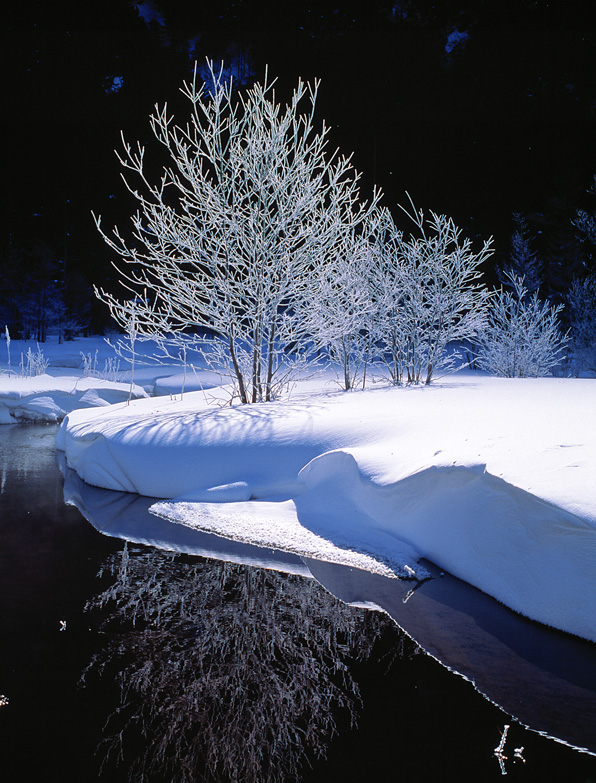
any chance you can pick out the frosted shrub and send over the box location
[19,344,49,377]
[306,226,378,390]
[81,350,121,381]
[81,350,99,377]
[567,274,596,375]
[476,274,568,377]
[102,356,121,382]
[370,200,492,385]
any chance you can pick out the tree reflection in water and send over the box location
[82,545,400,783]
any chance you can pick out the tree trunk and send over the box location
[229,334,248,404]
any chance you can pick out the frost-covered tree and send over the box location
[95,61,375,403]
[307,200,492,387]
[574,209,596,246]
[376,199,492,385]
[567,274,596,374]
[362,207,409,385]
[498,213,542,294]
[573,175,596,248]
[305,224,378,390]
[476,274,568,377]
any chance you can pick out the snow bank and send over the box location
[0,374,147,423]
[296,454,596,639]
[57,373,596,641]
[60,458,596,757]
[0,336,221,421]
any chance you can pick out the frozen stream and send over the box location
[1,423,596,782]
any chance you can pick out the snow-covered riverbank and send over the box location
[0,374,149,423]
[0,336,219,423]
[54,369,596,642]
[3,337,594,641]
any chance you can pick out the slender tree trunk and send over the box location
[265,321,276,402]
[343,340,351,390]
[229,333,248,404]
[251,323,262,403]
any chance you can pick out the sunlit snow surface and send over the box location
[50,367,596,642]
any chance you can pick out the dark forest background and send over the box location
[3,0,596,338]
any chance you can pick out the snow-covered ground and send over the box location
[0,336,219,423]
[2,336,595,642]
[50,352,596,642]
[0,374,149,423]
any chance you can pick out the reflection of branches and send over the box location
[493,724,526,776]
[82,546,395,783]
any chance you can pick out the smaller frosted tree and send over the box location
[498,213,542,294]
[476,274,568,377]
[573,175,596,247]
[305,225,378,390]
[378,198,492,385]
[567,274,596,374]
[358,207,405,385]
[308,201,493,387]
[574,209,596,246]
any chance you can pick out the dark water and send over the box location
[1,423,596,782]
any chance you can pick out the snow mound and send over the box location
[152,369,225,396]
[56,391,341,496]
[153,449,596,640]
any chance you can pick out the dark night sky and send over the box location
[3,0,596,289]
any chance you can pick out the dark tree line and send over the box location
[3,0,596,338]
